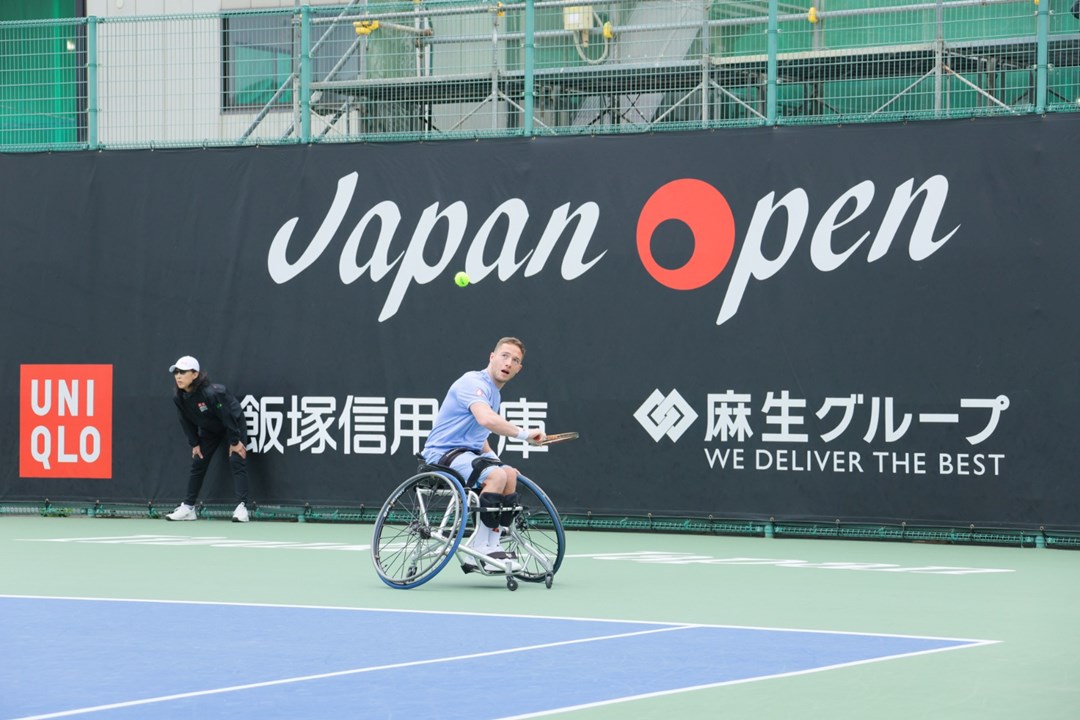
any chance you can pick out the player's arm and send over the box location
[470,402,544,444]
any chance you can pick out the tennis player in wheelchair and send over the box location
[420,337,545,573]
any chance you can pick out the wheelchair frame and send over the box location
[370,460,566,591]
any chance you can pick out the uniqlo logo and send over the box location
[20,364,113,478]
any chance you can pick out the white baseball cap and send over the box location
[169,355,200,373]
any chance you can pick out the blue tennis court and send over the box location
[1,595,992,720]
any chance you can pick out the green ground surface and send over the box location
[1,516,1077,719]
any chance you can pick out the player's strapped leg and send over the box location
[478,492,504,529]
[500,492,519,527]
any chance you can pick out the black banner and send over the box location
[3,114,1078,530]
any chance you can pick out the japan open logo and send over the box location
[20,364,113,479]
[270,170,960,326]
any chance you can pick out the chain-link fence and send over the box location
[1,0,1077,150]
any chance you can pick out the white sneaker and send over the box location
[482,550,522,573]
[166,503,197,521]
[461,540,493,574]
[232,502,250,523]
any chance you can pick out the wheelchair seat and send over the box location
[414,452,502,490]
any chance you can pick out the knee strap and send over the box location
[500,492,519,527]
[478,492,503,529]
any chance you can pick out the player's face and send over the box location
[174,369,198,391]
[488,343,524,387]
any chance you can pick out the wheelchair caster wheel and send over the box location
[544,573,553,589]
[506,577,518,592]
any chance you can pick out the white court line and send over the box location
[0,593,997,643]
[0,594,679,628]
[18,535,372,551]
[494,639,1000,720]
[564,551,1015,574]
[2,595,1000,719]
[19,537,1017,570]
[9,624,693,720]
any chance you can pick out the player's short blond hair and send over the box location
[494,336,525,358]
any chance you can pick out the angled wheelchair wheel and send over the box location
[371,471,467,589]
[506,474,565,586]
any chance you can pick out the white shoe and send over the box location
[461,540,493,574]
[232,502,250,523]
[462,548,521,574]
[166,503,197,521]
[482,550,522,573]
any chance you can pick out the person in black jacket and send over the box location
[165,355,252,523]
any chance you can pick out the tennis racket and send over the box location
[535,431,579,446]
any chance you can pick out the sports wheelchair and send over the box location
[371,455,565,591]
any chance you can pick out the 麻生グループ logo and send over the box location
[634,388,699,442]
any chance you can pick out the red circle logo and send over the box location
[636,179,736,290]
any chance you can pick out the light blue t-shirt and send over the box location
[422,370,501,463]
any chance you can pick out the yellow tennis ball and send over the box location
[454,271,470,287]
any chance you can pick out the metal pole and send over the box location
[491,6,500,130]
[300,6,312,142]
[934,0,943,116]
[87,16,98,150]
[292,3,301,139]
[813,0,822,50]
[413,0,426,134]
[767,0,778,124]
[1035,0,1048,112]
[700,0,709,126]
[524,0,535,135]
